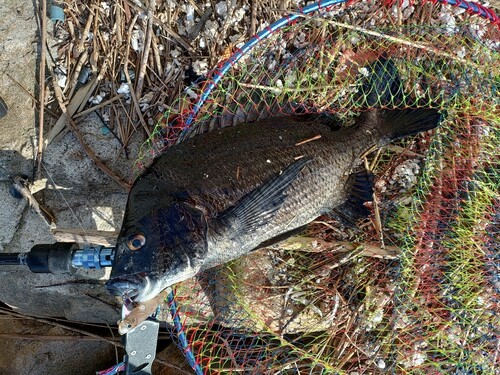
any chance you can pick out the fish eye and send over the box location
[127,233,146,251]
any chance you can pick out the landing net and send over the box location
[139,1,499,373]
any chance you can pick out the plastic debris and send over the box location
[77,66,92,85]
[49,5,65,23]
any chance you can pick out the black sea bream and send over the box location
[106,58,444,303]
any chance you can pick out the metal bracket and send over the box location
[123,319,160,375]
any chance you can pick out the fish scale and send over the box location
[129,118,362,223]
[191,119,371,267]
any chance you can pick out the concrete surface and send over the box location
[0,1,133,373]
[0,316,118,375]
[0,0,144,322]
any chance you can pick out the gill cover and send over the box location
[110,201,209,278]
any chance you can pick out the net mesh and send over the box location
[138,1,498,373]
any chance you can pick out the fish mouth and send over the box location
[106,274,147,301]
[105,274,164,303]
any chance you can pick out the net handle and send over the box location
[180,0,499,136]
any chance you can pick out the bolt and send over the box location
[130,350,137,356]
[140,325,147,330]
[145,354,152,360]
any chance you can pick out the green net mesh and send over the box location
[136,1,498,373]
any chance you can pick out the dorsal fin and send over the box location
[175,89,302,145]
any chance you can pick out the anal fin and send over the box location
[331,170,374,226]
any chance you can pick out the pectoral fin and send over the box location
[219,157,311,235]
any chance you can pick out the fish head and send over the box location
[106,198,208,303]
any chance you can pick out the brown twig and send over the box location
[0,309,189,374]
[36,0,47,180]
[73,94,124,119]
[0,333,120,342]
[124,0,195,54]
[186,0,203,16]
[0,332,173,342]
[6,73,38,102]
[295,135,321,146]
[115,1,123,46]
[282,236,399,258]
[5,73,59,119]
[43,47,129,189]
[77,6,94,53]
[92,4,100,71]
[250,0,258,37]
[151,35,163,74]
[0,308,119,347]
[117,99,139,149]
[135,2,155,102]
[52,228,118,246]
[364,156,385,248]
[122,14,155,144]
[66,117,131,190]
[66,49,89,99]
[11,175,55,224]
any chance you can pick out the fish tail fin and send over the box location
[378,107,443,141]
[359,56,444,141]
[361,56,404,108]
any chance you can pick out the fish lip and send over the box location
[105,274,165,303]
[105,274,150,301]
[131,277,165,303]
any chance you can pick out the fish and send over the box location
[106,57,444,303]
